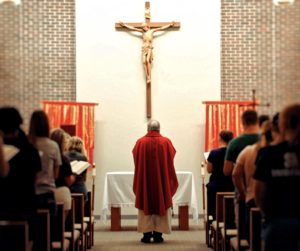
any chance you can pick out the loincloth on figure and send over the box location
[142,45,154,62]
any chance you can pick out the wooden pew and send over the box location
[221,195,237,251]
[52,202,70,251]
[210,192,234,251]
[229,201,249,251]
[36,209,51,251]
[84,191,94,249]
[84,163,96,248]
[205,213,214,247]
[72,193,88,251]
[0,220,32,251]
[249,208,262,251]
[65,199,80,251]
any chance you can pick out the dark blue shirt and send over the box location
[207,147,234,190]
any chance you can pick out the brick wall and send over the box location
[221,0,300,115]
[0,0,299,127]
[0,0,76,129]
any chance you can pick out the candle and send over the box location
[201,162,205,176]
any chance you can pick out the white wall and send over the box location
[76,0,220,218]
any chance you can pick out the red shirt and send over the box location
[132,131,178,216]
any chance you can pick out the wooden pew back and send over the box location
[0,220,31,251]
[52,202,70,251]
[36,209,50,251]
[222,195,236,250]
[216,192,234,225]
[250,207,262,251]
[84,191,94,248]
[213,192,234,251]
[72,193,87,251]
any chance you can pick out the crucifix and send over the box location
[115,2,180,118]
[240,89,271,109]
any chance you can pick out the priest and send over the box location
[132,120,178,243]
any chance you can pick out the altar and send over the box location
[101,171,199,230]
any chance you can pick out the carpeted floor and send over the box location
[91,220,212,251]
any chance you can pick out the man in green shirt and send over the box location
[224,110,260,176]
[223,109,260,241]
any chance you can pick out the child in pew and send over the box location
[254,103,300,251]
[65,136,89,201]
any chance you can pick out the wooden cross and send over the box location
[251,89,271,109]
[115,2,180,118]
[239,89,271,109]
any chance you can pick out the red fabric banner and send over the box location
[203,101,257,152]
[42,101,98,163]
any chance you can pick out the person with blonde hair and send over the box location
[66,136,87,158]
[49,128,73,211]
[65,136,89,200]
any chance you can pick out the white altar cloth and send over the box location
[101,171,198,222]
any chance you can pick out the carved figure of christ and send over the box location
[115,2,180,118]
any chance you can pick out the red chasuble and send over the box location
[132,131,179,216]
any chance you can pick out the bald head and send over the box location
[148,120,160,132]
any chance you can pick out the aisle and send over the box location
[91,220,211,251]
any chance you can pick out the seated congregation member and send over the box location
[49,128,73,211]
[254,103,300,251]
[65,136,89,201]
[0,107,41,233]
[206,130,234,220]
[132,120,178,243]
[232,120,272,240]
[28,110,62,215]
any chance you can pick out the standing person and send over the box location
[232,120,272,240]
[65,136,89,201]
[223,110,260,176]
[223,109,260,239]
[0,107,41,242]
[254,103,300,251]
[132,120,178,243]
[206,130,234,220]
[28,110,62,215]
